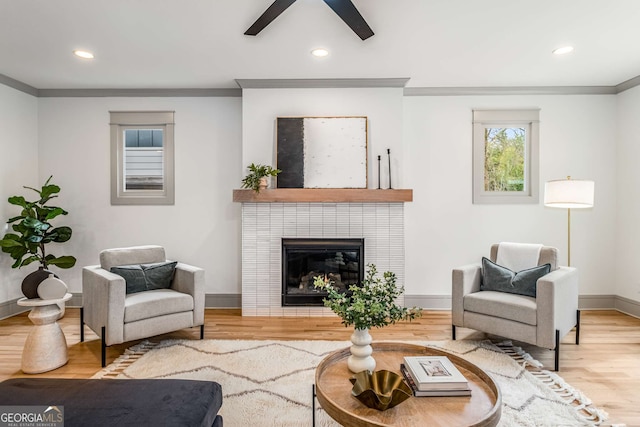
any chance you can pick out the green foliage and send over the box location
[484,127,525,192]
[241,163,281,193]
[0,176,76,269]
[313,264,422,330]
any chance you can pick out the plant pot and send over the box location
[348,328,376,373]
[21,267,58,299]
[259,177,269,191]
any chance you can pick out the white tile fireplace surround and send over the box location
[240,200,407,316]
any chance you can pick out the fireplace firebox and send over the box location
[282,238,364,306]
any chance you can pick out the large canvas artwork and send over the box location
[276,117,368,188]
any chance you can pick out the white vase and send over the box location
[37,274,68,300]
[348,328,376,373]
[36,274,68,320]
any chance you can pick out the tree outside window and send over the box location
[484,127,525,192]
[472,109,539,204]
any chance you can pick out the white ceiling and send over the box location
[1,0,640,90]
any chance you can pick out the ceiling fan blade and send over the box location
[245,0,298,36]
[322,0,374,40]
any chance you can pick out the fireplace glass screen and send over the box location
[282,238,364,306]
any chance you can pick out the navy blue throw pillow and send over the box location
[480,257,550,298]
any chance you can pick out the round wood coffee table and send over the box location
[315,342,501,427]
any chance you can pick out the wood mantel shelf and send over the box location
[232,188,413,203]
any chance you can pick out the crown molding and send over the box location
[235,78,411,89]
[616,74,640,94]
[403,86,618,96]
[0,75,242,97]
[2,73,639,97]
[0,73,38,96]
[37,88,241,97]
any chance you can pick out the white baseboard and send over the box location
[613,295,640,319]
[403,294,640,318]
[2,293,639,320]
[0,298,30,320]
[404,295,451,310]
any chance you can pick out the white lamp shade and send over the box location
[544,178,594,208]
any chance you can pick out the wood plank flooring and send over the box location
[1,309,639,426]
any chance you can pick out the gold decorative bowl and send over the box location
[349,370,413,411]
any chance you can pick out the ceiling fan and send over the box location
[245,0,374,41]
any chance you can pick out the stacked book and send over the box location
[401,356,471,397]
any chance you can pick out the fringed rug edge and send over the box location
[91,339,609,426]
[495,341,608,426]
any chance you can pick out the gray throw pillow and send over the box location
[142,261,178,290]
[480,257,551,298]
[111,264,147,294]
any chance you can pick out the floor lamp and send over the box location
[544,176,595,266]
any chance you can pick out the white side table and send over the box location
[17,293,72,374]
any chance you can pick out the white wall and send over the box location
[616,85,640,301]
[242,88,405,189]
[242,88,619,301]
[0,83,629,308]
[0,85,38,302]
[36,97,243,296]
[403,95,618,297]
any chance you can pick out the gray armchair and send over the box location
[81,245,205,366]
[452,244,579,371]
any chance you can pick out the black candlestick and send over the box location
[377,155,381,189]
[387,149,392,189]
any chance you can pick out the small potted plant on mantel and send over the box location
[241,163,281,193]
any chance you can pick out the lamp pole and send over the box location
[566,176,572,267]
[544,175,594,268]
[567,206,571,267]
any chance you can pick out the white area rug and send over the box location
[93,339,607,426]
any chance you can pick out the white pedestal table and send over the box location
[17,293,72,374]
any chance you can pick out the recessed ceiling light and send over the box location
[311,48,329,58]
[73,49,94,59]
[552,46,574,55]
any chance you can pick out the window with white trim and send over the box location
[110,111,175,205]
[472,109,540,204]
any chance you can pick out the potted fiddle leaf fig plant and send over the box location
[241,163,281,193]
[0,176,76,299]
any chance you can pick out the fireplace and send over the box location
[282,238,365,306]
[237,201,407,316]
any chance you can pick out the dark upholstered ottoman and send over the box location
[0,378,222,427]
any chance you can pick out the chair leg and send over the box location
[200,324,204,340]
[80,307,84,342]
[452,325,456,340]
[312,384,316,427]
[576,310,581,345]
[554,329,560,371]
[101,326,106,368]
